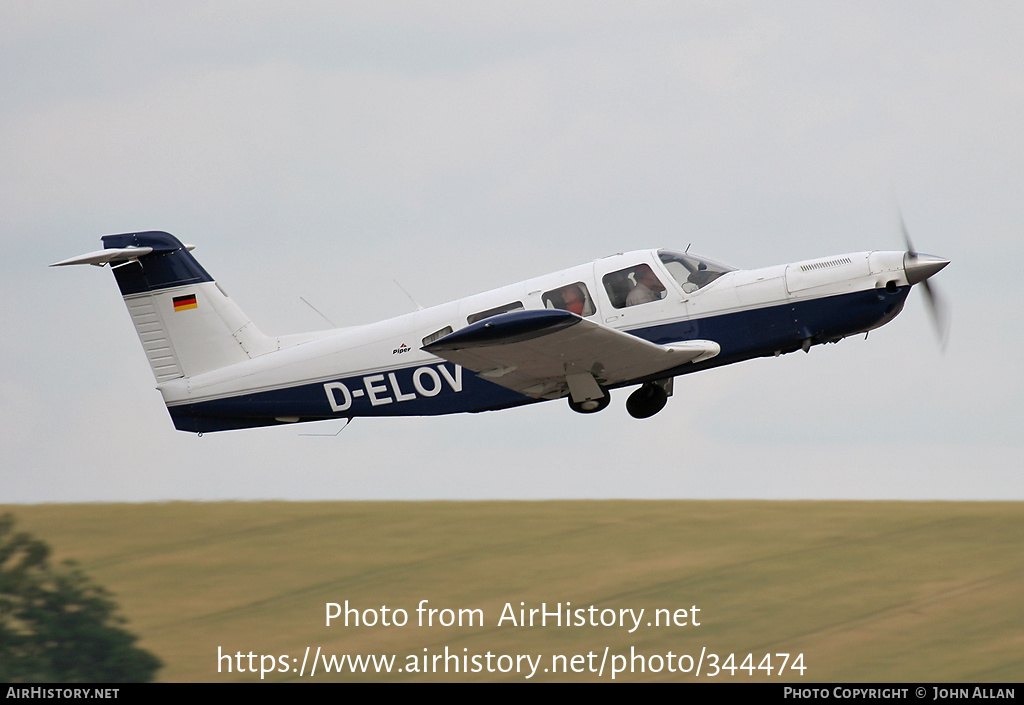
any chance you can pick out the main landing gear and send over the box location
[625,382,668,419]
[566,379,672,418]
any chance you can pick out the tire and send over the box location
[568,393,610,414]
[626,384,668,419]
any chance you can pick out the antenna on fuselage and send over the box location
[393,278,424,311]
[299,417,352,437]
[299,296,337,328]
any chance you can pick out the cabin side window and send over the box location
[542,282,595,317]
[602,263,667,309]
[422,326,453,346]
[467,301,524,325]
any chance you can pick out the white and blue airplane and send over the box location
[53,230,948,433]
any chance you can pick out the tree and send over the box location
[0,513,161,682]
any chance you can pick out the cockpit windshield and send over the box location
[658,249,735,293]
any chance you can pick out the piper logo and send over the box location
[393,343,411,355]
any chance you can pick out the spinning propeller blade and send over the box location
[899,209,950,349]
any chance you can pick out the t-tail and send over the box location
[52,231,277,383]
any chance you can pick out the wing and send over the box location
[422,309,719,402]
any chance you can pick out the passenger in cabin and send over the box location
[626,265,665,306]
[561,284,586,316]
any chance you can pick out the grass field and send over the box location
[2,501,1021,682]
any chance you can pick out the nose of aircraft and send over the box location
[903,252,950,285]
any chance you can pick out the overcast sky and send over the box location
[2,1,1021,502]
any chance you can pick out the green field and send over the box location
[2,501,1021,682]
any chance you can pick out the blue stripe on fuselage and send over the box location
[628,283,910,380]
[167,360,529,432]
[167,285,911,432]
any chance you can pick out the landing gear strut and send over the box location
[626,383,668,419]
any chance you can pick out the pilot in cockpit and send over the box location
[687,262,716,289]
[626,265,666,306]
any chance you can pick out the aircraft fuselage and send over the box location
[155,248,915,431]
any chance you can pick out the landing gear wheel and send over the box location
[568,393,610,414]
[626,383,668,419]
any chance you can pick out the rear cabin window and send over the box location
[422,326,453,346]
[602,263,667,309]
[467,301,524,325]
[542,282,595,317]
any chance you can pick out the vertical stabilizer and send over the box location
[53,231,276,381]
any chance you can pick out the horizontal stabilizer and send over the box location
[51,243,196,268]
[51,247,154,267]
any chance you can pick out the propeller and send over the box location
[898,209,950,350]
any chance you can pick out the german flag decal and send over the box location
[173,294,198,312]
